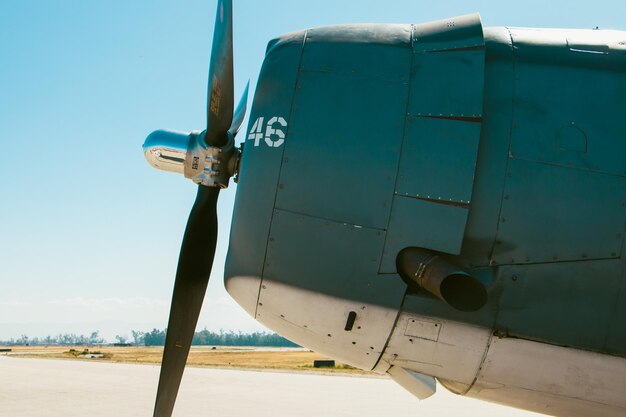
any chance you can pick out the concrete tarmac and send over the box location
[0,356,541,417]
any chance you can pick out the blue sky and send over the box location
[1,0,624,341]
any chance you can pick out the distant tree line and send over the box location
[136,328,299,347]
[0,329,298,347]
[0,331,105,346]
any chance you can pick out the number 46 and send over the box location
[247,116,287,148]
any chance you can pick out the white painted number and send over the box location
[248,116,288,148]
[264,116,287,147]
[247,116,265,146]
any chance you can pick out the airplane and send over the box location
[142,1,626,416]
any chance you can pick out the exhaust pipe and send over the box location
[396,247,487,312]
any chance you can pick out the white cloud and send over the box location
[0,299,33,307]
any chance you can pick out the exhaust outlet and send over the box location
[396,247,487,312]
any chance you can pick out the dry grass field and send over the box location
[0,345,367,374]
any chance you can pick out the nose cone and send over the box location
[143,129,191,174]
[224,275,262,317]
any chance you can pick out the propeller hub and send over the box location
[143,129,240,188]
[142,130,189,175]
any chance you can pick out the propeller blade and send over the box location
[206,0,234,147]
[228,81,250,137]
[152,2,236,414]
[153,185,220,417]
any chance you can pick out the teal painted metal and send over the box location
[301,24,412,82]
[275,70,408,229]
[607,238,626,351]
[509,29,626,177]
[275,25,411,230]
[264,209,404,307]
[493,159,624,264]
[483,27,626,353]
[460,27,515,268]
[409,48,485,117]
[225,14,626,361]
[396,118,482,206]
[496,259,624,351]
[381,14,486,271]
[412,14,484,53]
[225,33,302,285]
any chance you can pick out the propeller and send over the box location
[146,1,247,416]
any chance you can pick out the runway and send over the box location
[0,356,541,417]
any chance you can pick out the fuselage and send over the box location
[225,14,626,417]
